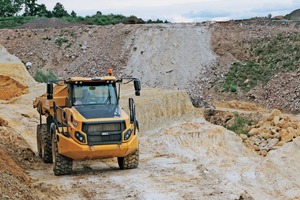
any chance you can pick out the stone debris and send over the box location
[244,109,300,155]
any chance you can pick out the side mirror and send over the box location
[133,79,141,96]
[47,82,53,99]
[129,98,135,123]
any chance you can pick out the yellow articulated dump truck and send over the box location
[33,70,141,175]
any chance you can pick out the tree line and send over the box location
[0,0,169,25]
[0,0,73,18]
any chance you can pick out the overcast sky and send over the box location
[38,0,300,22]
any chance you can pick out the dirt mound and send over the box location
[209,22,300,111]
[0,126,37,199]
[20,17,76,29]
[124,23,218,107]
[0,124,59,199]
[0,45,36,88]
[0,75,28,100]
[0,147,36,199]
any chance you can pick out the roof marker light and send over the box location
[107,69,113,76]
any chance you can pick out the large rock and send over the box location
[0,45,36,88]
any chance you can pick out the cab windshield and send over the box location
[72,83,117,106]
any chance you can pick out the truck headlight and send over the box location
[75,132,86,143]
[124,129,132,140]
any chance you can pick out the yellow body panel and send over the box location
[56,131,138,160]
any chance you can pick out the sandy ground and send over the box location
[0,82,299,200]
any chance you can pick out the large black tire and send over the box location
[118,149,139,170]
[52,133,73,176]
[37,123,52,163]
[36,124,46,159]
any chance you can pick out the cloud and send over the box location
[37,0,300,22]
[183,10,231,20]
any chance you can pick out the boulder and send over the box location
[266,109,283,121]
[280,129,294,143]
[248,128,259,136]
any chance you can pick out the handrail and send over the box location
[53,101,70,137]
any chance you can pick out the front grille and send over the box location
[82,121,125,145]
[87,123,121,132]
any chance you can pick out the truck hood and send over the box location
[74,104,120,119]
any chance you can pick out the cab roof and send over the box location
[66,76,117,83]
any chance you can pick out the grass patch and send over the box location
[226,113,253,136]
[222,32,300,93]
[55,37,69,47]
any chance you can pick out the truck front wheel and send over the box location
[52,133,73,176]
[118,149,139,169]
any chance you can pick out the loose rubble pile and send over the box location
[203,108,262,128]
[204,107,300,156]
[263,70,300,113]
[242,109,300,156]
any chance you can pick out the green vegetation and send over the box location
[226,113,253,136]
[55,37,68,47]
[222,32,300,93]
[0,0,23,17]
[0,0,169,28]
[34,69,58,83]
[0,16,35,28]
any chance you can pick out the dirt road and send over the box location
[0,83,300,200]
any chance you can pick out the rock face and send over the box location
[0,45,36,100]
[244,109,300,155]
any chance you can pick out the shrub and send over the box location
[230,84,237,93]
[55,37,69,47]
[34,69,58,83]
